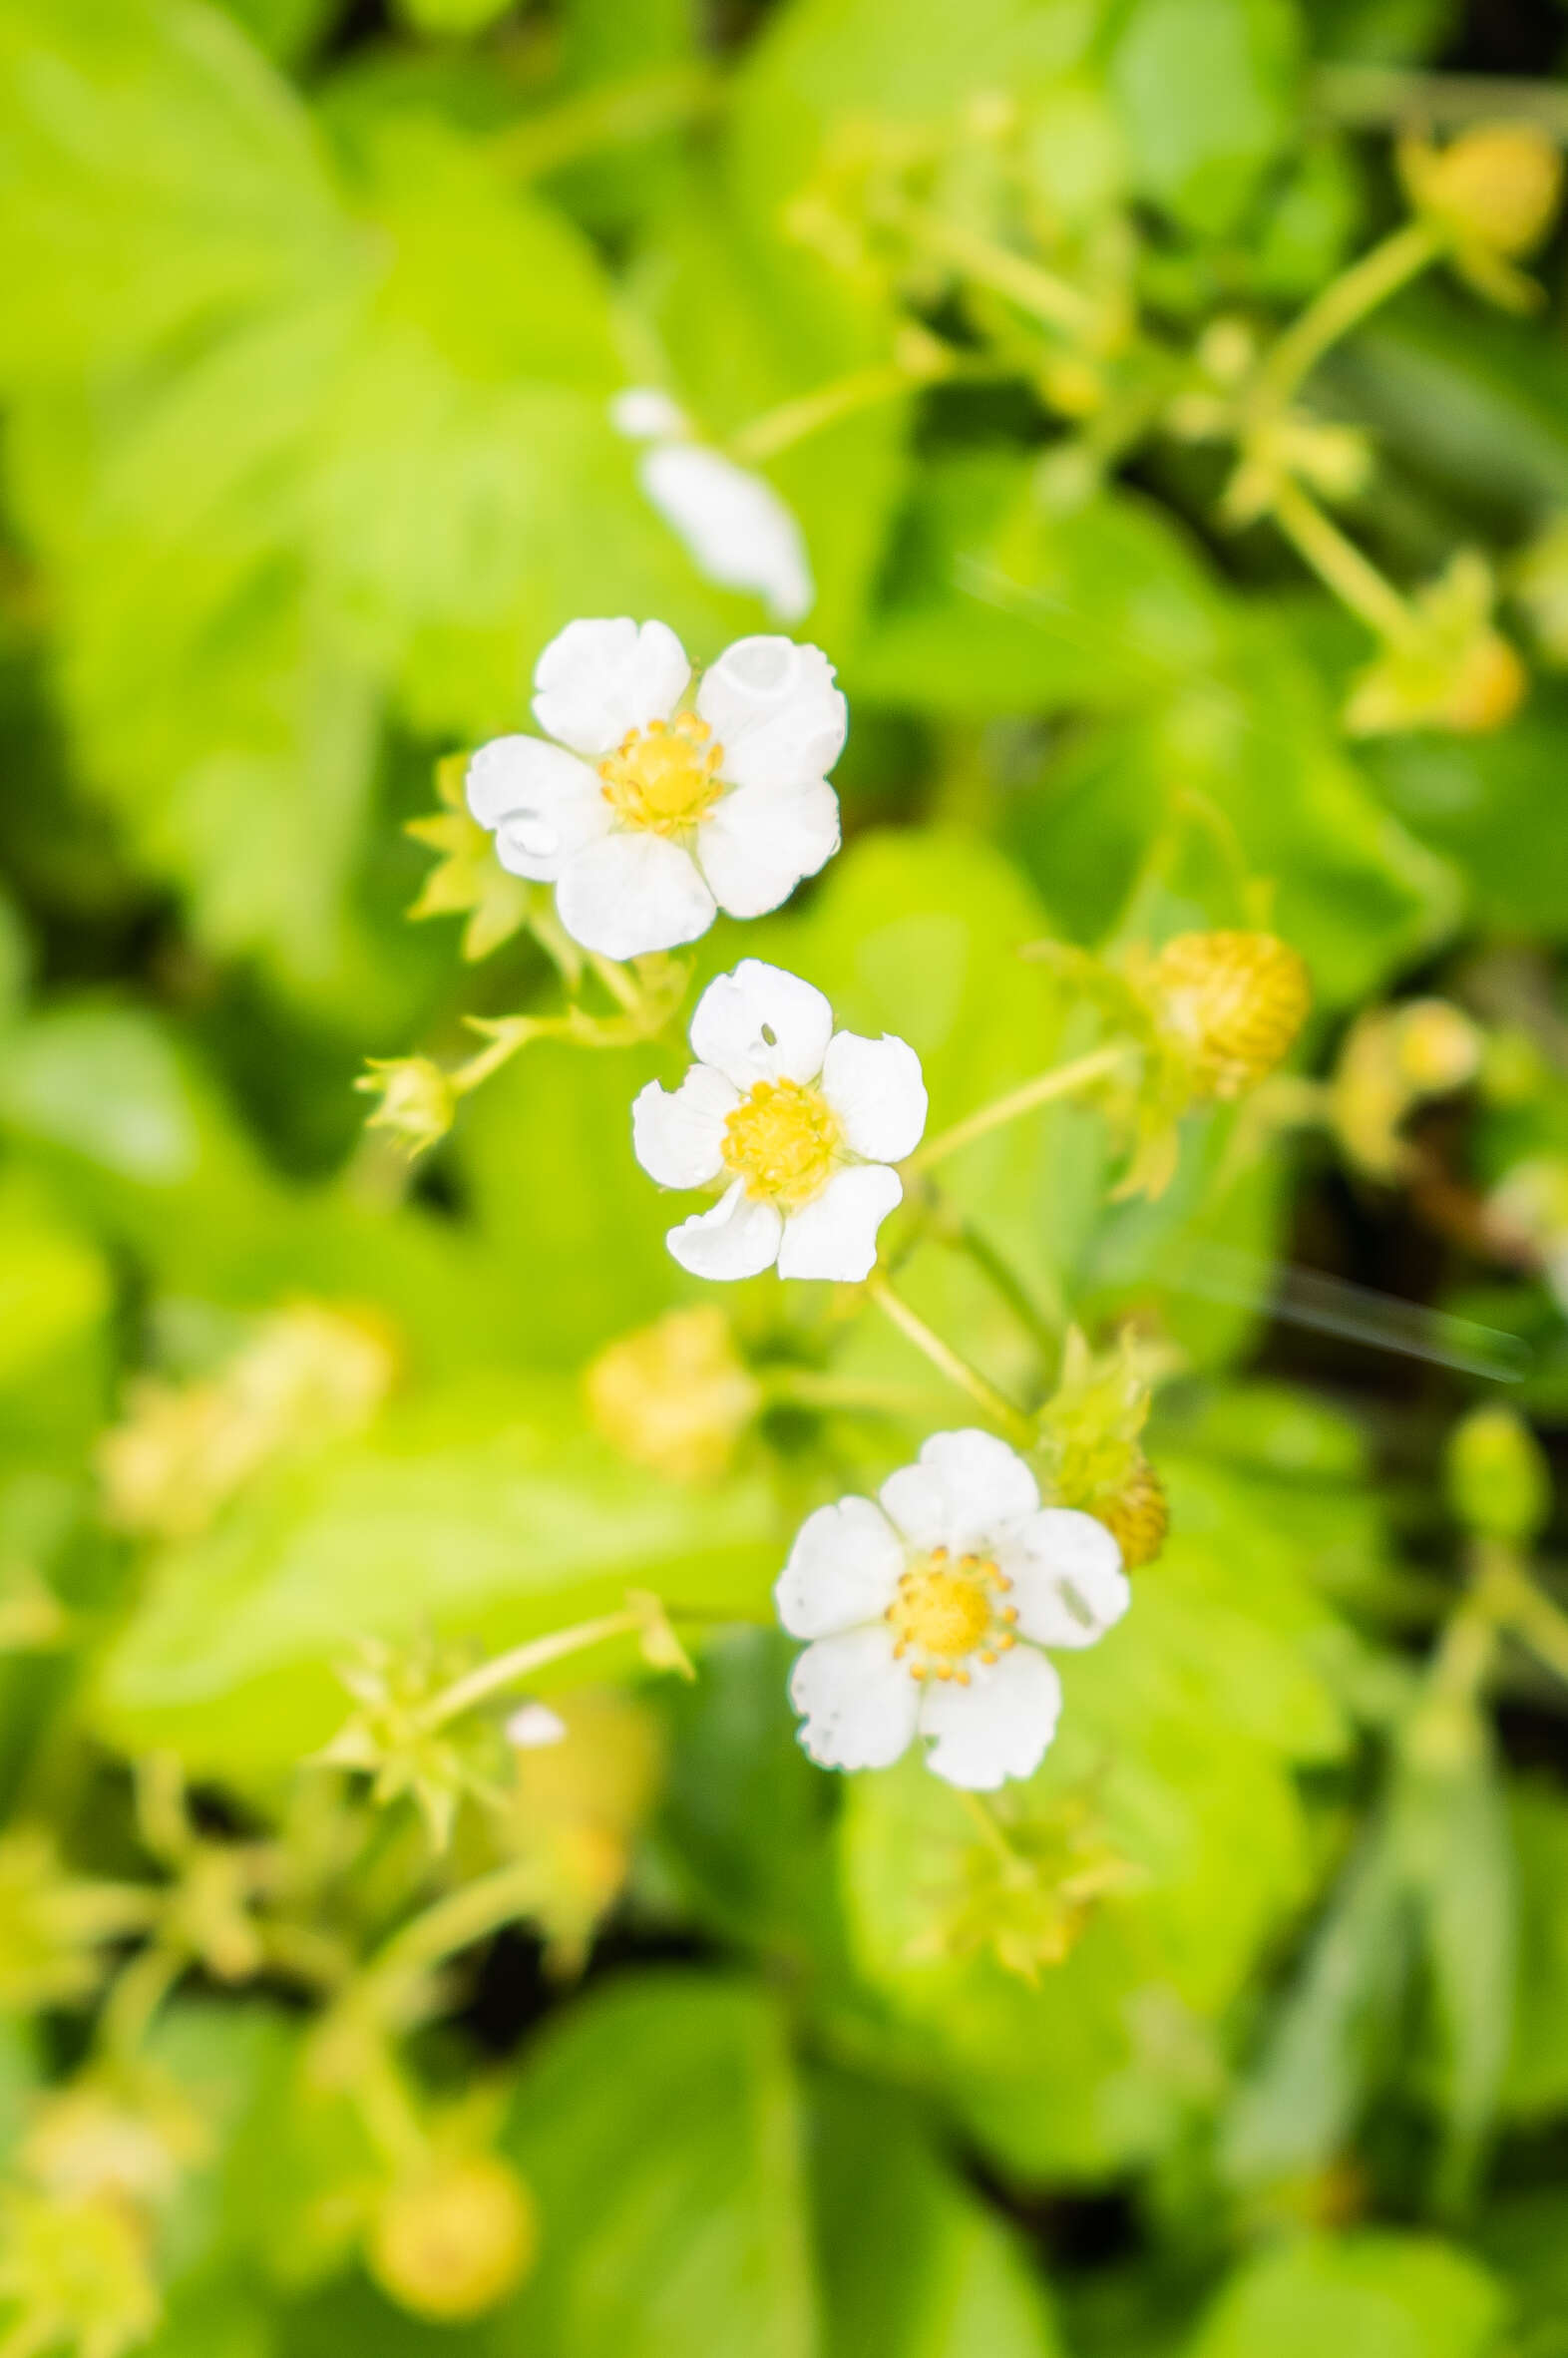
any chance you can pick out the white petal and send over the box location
[630,1065,738,1191]
[532,617,690,759]
[694,778,841,921]
[556,832,715,960]
[466,737,605,880]
[640,445,815,624]
[611,387,689,442]
[879,1428,1041,1553]
[918,1647,1062,1789]
[789,1627,921,1772]
[506,1702,568,1749]
[1004,1509,1130,1651]
[688,960,834,1091]
[696,637,847,791]
[666,1178,782,1282]
[775,1496,905,1640]
[819,1032,928,1163]
[777,1163,902,1284]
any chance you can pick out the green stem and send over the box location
[1313,63,1568,137]
[907,1042,1129,1174]
[864,1270,1036,1449]
[588,953,644,1016]
[897,205,1100,336]
[354,2042,430,2173]
[926,1195,1059,1359]
[1270,478,1421,646]
[729,364,923,465]
[960,1789,1030,1877]
[489,62,720,182]
[1259,219,1439,409]
[1481,1550,1568,1686]
[451,1016,544,1096]
[418,1608,647,1734]
[98,1941,184,2062]
[361,1860,546,2007]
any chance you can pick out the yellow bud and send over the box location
[367,2155,536,2324]
[1146,931,1312,1098]
[1445,1405,1551,1545]
[1091,1455,1169,1570]
[1441,626,1527,733]
[1405,125,1563,258]
[1390,998,1482,1094]
[355,1056,456,1157]
[586,1308,760,1483]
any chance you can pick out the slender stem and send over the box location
[864,1271,1036,1448]
[729,365,921,465]
[451,1016,543,1096]
[418,1608,646,1734]
[761,1369,952,1417]
[354,2042,430,2172]
[898,205,1100,336]
[98,1941,184,2061]
[361,1861,545,2004]
[907,1042,1130,1174]
[1259,220,1439,409]
[960,1789,1029,1875]
[588,953,643,1016]
[1482,1551,1568,1686]
[1270,478,1421,646]
[1313,63,1568,137]
[931,1201,1059,1361]
[489,62,720,181]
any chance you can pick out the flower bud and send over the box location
[586,1308,760,1483]
[1145,931,1312,1099]
[355,1056,456,1158]
[1403,125,1563,259]
[1390,998,1482,1094]
[367,2155,537,2323]
[1445,1405,1551,1545]
[1441,627,1527,734]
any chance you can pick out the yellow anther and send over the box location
[721,1078,842,1212]
[886,1549,1011,1681]
[597,712,725,836]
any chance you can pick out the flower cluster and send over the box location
[407,613,1324,1791]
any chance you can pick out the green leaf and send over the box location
[1185,2232,1507,2358]
[1110,0,1303,236]
[92,1376,781,1772]
[502,1973,817,2358]
[811,2074,1064,2358]
[1500,1779,1568,2125]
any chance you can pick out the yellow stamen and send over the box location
[886,1549,1017,1683]
[721,1078,842,1211]
[598,712,724,836]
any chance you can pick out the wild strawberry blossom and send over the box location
[632,959,927,1283]
[776,1430,1130,1788]
[465,618,845,960]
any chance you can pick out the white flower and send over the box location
[776,1430,1130,1789]
[612,387,815,623]
[466,620,846,961]
[632,958,927,1284]
[505,1702,568,1750]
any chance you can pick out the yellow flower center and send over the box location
[720,1078,842,1212]
[886,1547,1018,1684]
[597,713,724,836]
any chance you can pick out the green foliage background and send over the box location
[2,0,1568,2353]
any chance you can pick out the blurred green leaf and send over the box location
[1110,0,1302,235]
[502,1973,816,2358]
[1184,2231,1506,2358]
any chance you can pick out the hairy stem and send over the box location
[907,1042,1129,1174]
[729,363,923,464]
[898,205,1100,336]
[864,1270,1036,1448]
[1259,219,1439,409]
[418,1608,648,1734]
[1270,478,1420,646]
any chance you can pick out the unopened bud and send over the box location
[586,1308,760,1483]
[355,1056,456,1158]
[1443,627,1527,733]
[367,2155,537,2323]
[1404,125,1563,259]
[1391,998,1482,1094]
[1445,1405,1551,1545]
[1146,931,1312,1098]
